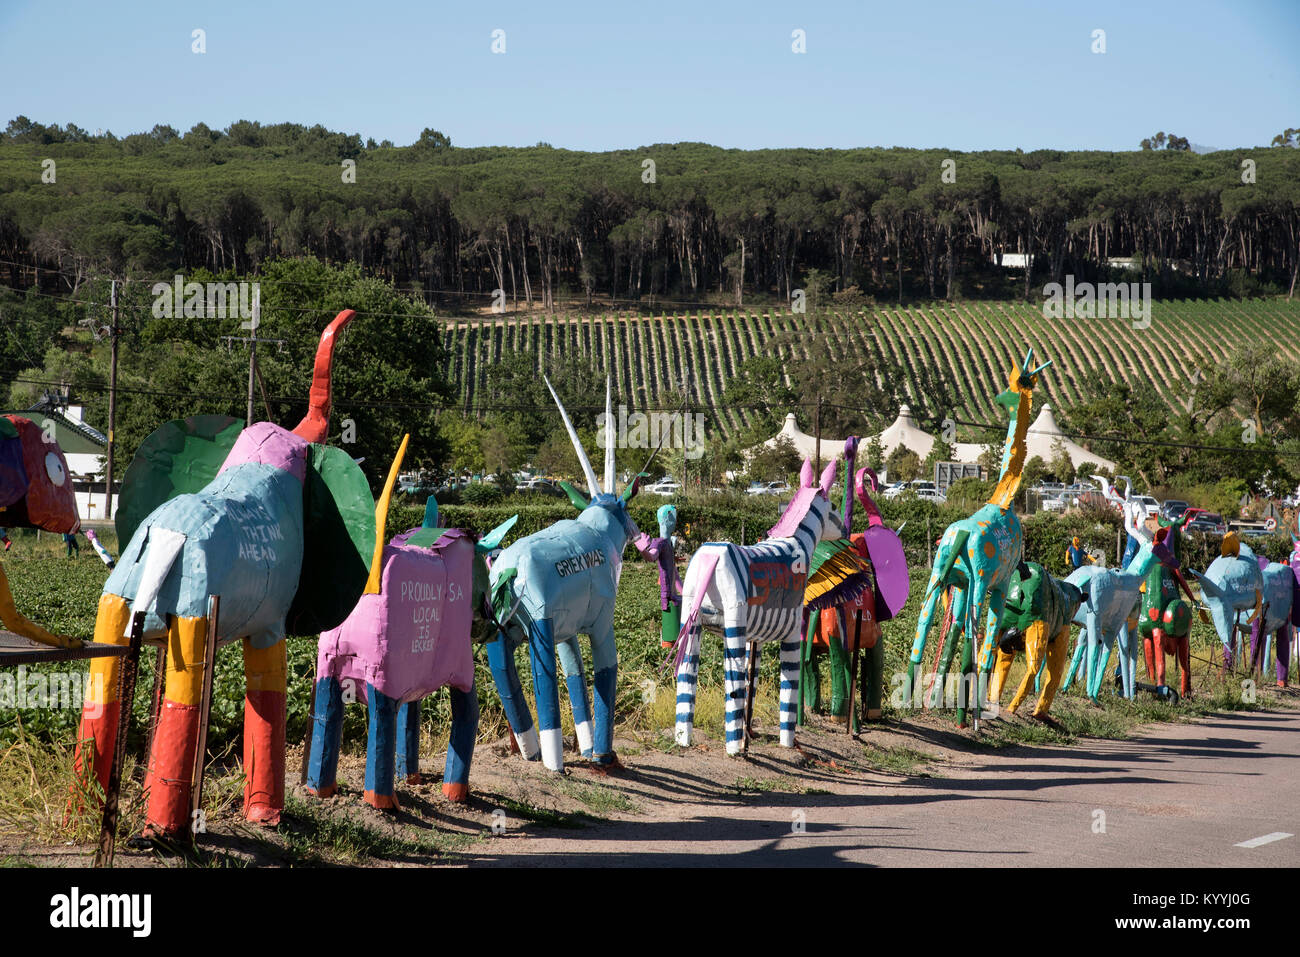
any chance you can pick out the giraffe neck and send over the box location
[987,391,1032,509]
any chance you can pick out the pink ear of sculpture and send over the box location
[818,461,837,497]
[293,309,356,443]
[800,459,815,489]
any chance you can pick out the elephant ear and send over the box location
[116,414,244,548]
[286,444,375,636]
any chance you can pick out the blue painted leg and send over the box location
[306,676,344,797]
[486,631,539,760]
[442,683,479,802]
[590,625,619,765]
[528,618,564,771]
[395,699,422,783]
[557,638,593,758]
[364,683,400,809]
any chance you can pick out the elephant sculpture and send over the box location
[1135,510,1201,692]
[0,414,81,648]
[307,485,517,808]
[1062,526,1197,701]
[73,310,378,840]
[908,350,1051,728]
[671,458,846,756]
[986,562,1086,720]
[1190,533,1292,688]
[485,378,649,772]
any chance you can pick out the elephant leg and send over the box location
[242,638,287,825]
[363,683,400,810]
[442,683,479,802]
[72,593,133,806]
[556,637,593,758]
[142,614,209,840]
[988,645,1014,704]
[395,699,422,784]
[1276,625,1292,687]
[589,626,618,766]
[674,618,703,748]
[1008,622,1047,714]
[779,633,801,747]
[305,677,344,797]
[526,618,564,771]
[485,632,539,760]
[1032,626,1071,718]
[723,632,750,756]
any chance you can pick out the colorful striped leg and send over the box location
[72,594,132,807]
[722,630,749,756]
[556,638,593,758]
[243,638,286,825]
[442,685,478,801]
[305,677,344,797]
[143,614,208,839]
[363,683,400,809]
[674,625,701,747]
[779,636,800,747]
[527,618,564,771]
[486,632,540,760]
[395,699,422,784]
[828,626,850,716]
[864,633,885,720]
[590,626,618,765]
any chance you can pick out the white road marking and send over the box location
[1233,832,1293,848]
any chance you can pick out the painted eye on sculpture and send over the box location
[45,451,67,487]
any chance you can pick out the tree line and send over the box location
[2,117,1298,311]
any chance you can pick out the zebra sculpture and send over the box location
[485,378,650,773]
[671,459,846,755]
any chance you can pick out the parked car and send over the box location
[915,489,948,504]
[1041,495,1067,513]
[881,482,909,499]
[515,477,565,498]
[646,477,682,497]
[747,480,791,497]
[1187,512,1227,534]
[1159,500,1190,522]
[1132,495,1160,518]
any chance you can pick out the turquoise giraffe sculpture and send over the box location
[905,349,1051,729]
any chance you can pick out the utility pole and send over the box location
[814,395,823,475]
[104,279,118,520]
[220,289,282,426]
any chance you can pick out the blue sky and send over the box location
[2,0,1296,152]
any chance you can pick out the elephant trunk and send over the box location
[293,309,356,443]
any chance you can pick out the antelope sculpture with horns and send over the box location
[485,378,650,772]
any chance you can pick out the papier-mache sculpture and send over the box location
[0,414,81,647]
[985,561,1085,719]
[485,378,648,772]
[73,310,377,839]
[801,438,909,728]
[672,458,847,755]
[307,479,517,807]
[908,350,1051,728]
[649,504,684,648]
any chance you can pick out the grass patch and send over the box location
[493,795,589,830]
[857,744,936,775]
[555,777,640,815]
[276,794,473,865]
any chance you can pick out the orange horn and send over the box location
[293,309,356,443]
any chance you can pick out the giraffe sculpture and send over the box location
[905,349,1051,728]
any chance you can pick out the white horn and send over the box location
[604,377,615,495]
[544,375,600,497]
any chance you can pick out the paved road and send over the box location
[469,710,1300,866]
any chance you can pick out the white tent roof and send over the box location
[874,404,935,459]
[758,413,847,461]
[1021,404,1117,471]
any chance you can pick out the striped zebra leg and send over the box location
[557,637,593,758]
[723,628,749,756]
[779,635,801,747]
[673,624,702,747]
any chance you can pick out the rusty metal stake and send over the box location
[188,595,220,845]
[94,611,145,868]
[145,644,166,759]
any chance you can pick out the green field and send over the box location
[443,300,1300,433]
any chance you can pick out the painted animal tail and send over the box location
[293,309,356,443]
[668,552,721,676]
